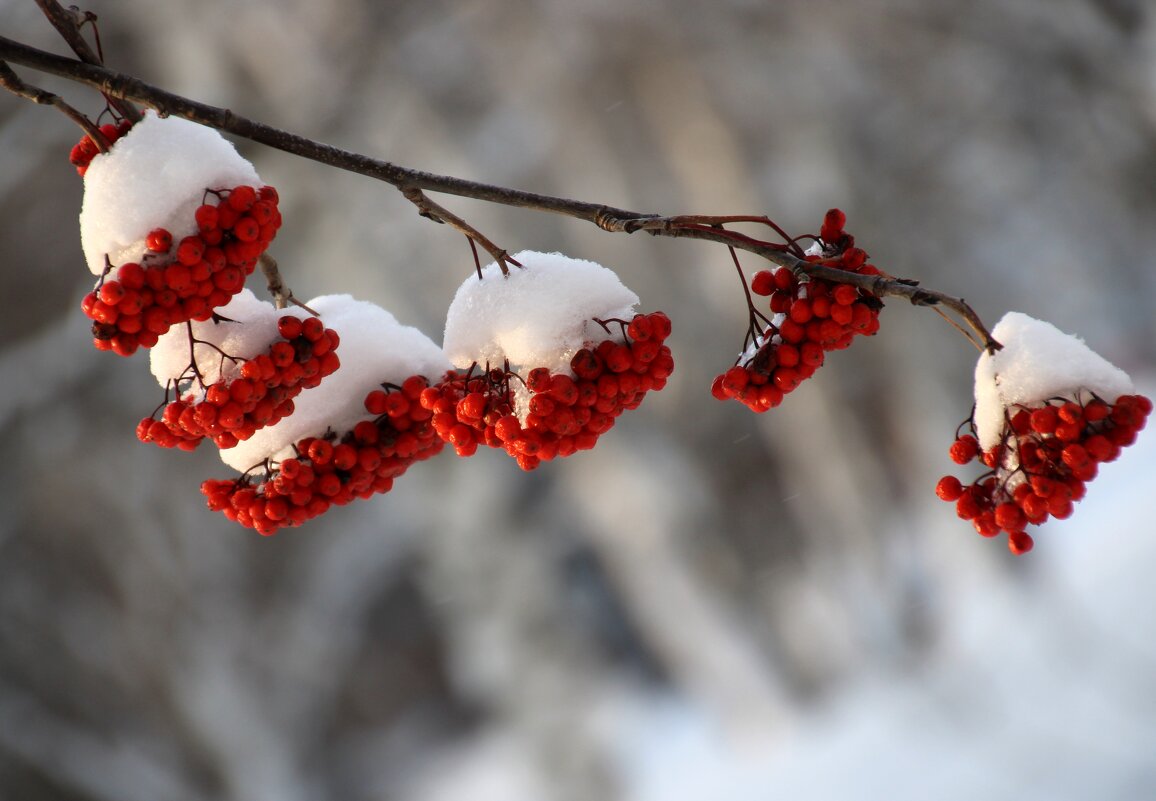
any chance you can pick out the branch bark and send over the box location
[0,33,1000,351]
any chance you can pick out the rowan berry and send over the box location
[949,435,979,465]
[935,475,964,501]
[937,392,1150,554]
[750,270,776,296]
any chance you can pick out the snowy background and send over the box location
[2,1,1155,799]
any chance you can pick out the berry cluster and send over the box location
[137,315,341,451]
[420,311,673,471]
[936,393,1152,554]
[712,209,884,412]
[69,120,134,176]
[82,184,282,356]
[202,376,443,535]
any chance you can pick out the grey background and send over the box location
[2,1,1154,799]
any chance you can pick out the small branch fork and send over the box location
[0,25,999,352]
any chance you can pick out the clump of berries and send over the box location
[202,375,443,535]
[421,311,673,470]
[712,209,884,412]
[137,314,340,451]
[936,393,1151,554]
[70,120,134,176]
[81,184,282,356]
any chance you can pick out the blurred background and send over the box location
[2,0,1155,799]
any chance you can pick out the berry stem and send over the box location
[401,186,521,276]
[0,31,998,350]
[259,253,291,310]
[726,245,774,349]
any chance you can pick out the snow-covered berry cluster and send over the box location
[712,209,883,411]
[69,113,672,536]
[185,294,451,534]
[436,251,674,471]
[203,375,444,535]
[77,111,280,356]
[66,110,1145,548]
[137,311,340,451]
[937,312,1151,554]
[82,184,282,356]
[422,310,673,470]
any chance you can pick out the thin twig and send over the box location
[0,33,1000,350]
[0,60,107,147]
[259,253,290,309]
[259,253,319,314]
[32,0,140,122]
[401,186,520,275]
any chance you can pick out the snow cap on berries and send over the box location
[974,312,1134,449]
[442,250,639,373]
[219,295,451,471]
[150,289,279,387]
[79,110,261,275]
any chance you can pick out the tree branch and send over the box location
[0,59,107,147]
[0,33,1000,351]
[32,0,141,122]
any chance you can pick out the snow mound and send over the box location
[79,110,261,275]
[149,289,279,388]
[442,251,639,374]
[974,312,1134,449]
[219,295,451,471]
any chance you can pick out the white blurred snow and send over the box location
[404,377,1156,801]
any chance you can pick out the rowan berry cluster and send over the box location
[61,110,1147,548]
[201,375,444,535]
[711,209,883,412]
[81,184,282,356]
[137,314,341,451]
[69,120,134,176]
[421,311,673,471]
[936,393,1152,554]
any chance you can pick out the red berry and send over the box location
[935,475,964,502]
[949,435,979,465]
[145,228,173,253]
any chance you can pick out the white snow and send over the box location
[219,294,451,472]
[79,110,261,276]
[401,381,1156,801]
[442,250,639,374]
[973,311,1134,449]
[149,289,280,389]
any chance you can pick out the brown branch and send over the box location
[258,253,317,314]
[0,33,999,351]
[33,0,141,122]
[0,60,107,147]
[401,187,521,275]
